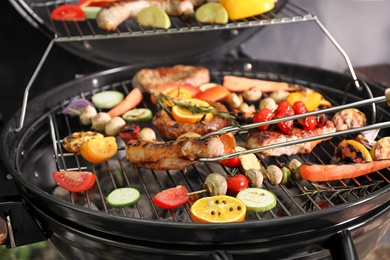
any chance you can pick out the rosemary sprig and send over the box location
[299,181,383,210]
[150,89,237,125]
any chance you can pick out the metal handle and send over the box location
[326,229,359,260]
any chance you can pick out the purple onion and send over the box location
[62,99,95,116]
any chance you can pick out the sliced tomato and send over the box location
[80,136,118,163]
[53,171,96,192]
[195,85,231,102]
[50,4,85,21]
[219,157,241,168]
[77,0,116,7]
[151,83,201,104]
[152,185,189,209]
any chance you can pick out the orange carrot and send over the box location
[107,88,143,118]
[300,159,390,182]
[223,75,300,92]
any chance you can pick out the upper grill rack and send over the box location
[48,69,390,223]
[31,1,313,41]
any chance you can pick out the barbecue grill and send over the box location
[1,1,389,259]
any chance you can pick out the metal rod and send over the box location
[14,39,55,132]
[199,121,390,162]
[200,95,386,140]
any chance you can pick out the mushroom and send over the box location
[91,112,111,132]
[226,93,243,109]
[270,90,290,104]
[79,106,97,125]
[259,97,278,112]
[138,127,157,141]
[203,173,227,196]
[288,159,302,180]
[266,165,283,185]
[245,168,263,188]
[243,87,262,102]
[105,117,126,136]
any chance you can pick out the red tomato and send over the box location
[226,174,249,196]
[195,85,231,102]
[219,157,241,168]
[152,185,189,209]
[150,83,200,104]
[274,101,294,135]
[118,124,141,143]
[77,0,116,7]
[293,101,317,131]
[52,171,96,192]
[316,114,327,128]
[50,4,85,21]
[253,108,274,131]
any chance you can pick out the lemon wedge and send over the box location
[137,6,171,29]
[195,2,228,24]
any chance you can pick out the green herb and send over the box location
[150,89,237,124]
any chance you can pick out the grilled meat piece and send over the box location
[132,65,210,92]
[245,120,336,156]
[152,102,230,140]
[97,0,195,31]
[126,136,224,170]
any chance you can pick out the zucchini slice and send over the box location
[236,188,276,212]
[107,188,141,207]
[122,108,153,122]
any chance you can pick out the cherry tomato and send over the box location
[50,4,85,21]
[253,108,274,131]
[195,85,231,102]
[80,136,118,163]
[274,101,294,135]
[77,0,116,7]
[316,114,327,128]
[220,157,241,168]
[292,101,317,131]
[118,124,141,143]
[152,185,189,209]
[226,173,249,196]
[52,171,96,192]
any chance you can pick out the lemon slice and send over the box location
[171,98,214,124]
[195,2,228,24]
[137,6,171,29]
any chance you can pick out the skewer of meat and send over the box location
[126,136,224,170]
[97,0,195,31]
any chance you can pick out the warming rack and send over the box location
[14,0,362,132]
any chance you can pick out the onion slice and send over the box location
[62,99,95,116]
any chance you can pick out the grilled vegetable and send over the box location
[152,185,189,209]
[243,87,262,102]
[292,101,317,131]
[300,159,390,182]
[274,101,294,135]
[107,88,143,118]
[226,93,244,109]
[288,159,302,180]
[62,99,94,116]
[107,188,141,207]
[52,171,96,192]
[245,168,263,188]
[332,108,366,131]
[223,75,299,93]
[281,167,291,184]
[79,106,97,125]
[219,157,241,168]
[370,137,390,160]
[266,165,283,185]
[253,108,274,131]
[259,97,277,111]
[138,127,156,141]
[92,90,124,109]
[195,2,228,24]
[287,89,323,112]
[236,188,276,212]
[137,6,171,29]
[220,0,275,20]
[122,108,153,122]
[105,117,126,136]
[118,123,141,143]
[226,173,249,196]
[91,112,112,131]
[80,136,118,163]
[62,131,104,153]
[195,85,231,102]
[335,139,373,163]
[234,146,262,172]
[204,173,227,196]
[50,4,85,21]
[269,90,289,104]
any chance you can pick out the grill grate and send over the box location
[29,0,314,41]
[48,68,390,222]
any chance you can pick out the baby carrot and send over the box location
[300,159,390,182]
[107,88,143,118]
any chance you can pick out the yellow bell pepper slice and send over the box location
[219,0,275,20]
[287,89,323,112]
